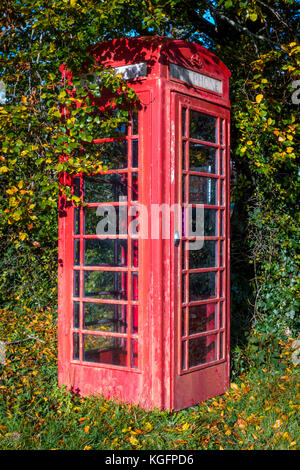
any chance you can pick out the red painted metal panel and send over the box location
[58,37,230,410]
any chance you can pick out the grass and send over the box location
[0,306,299,450]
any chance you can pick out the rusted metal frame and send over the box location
[77,330,138,339]
[183,296,226,306]
[181,326,226,340]
[180,357,226,375]
[70,357,141,372]
[73,298,138,305]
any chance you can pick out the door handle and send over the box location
[174,231,180,247]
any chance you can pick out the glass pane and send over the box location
[83,334,127,366]
[204,209,217,236]
[181,341,187,370]
[182,308,186,336]
[182,107,186,136]
[220,150,224,175]
[97,141,128,170]
[73,177,81,198]
[220,270,224,297]
[189,143,217,174]
[84,271,127,300]
[84,239,128,267]
[220,332,224,359]
[132,306,138,333]
[189,176,217,205]
[73,333,79,360]
[189,208,217,236]
[131,108,138,135]
[131,339,138,368]
[220,210,224,236]
[74,270,80,297]
[84,206,122,236]
[189,334,217,367]
[131,173,138,201]
[220,119,224,145]
[220,302,224,328]
[189,272,216,301]
[182,175,187,203]
[74,208,80,235]
[182,274,187,303]
[74,302,80,329]
[189,240,217,269]
[220,179,224,205]
[181,240,186,270]
[132,272,138,301]
[190,110,217,143]
[132,240,138,267]
[84,174,127,203]
[74,239,80,266]
[189,304,217,334]
[83,302,127,333]
[220,240,224,267]
[182,141,187,170]
[132,140,138,168]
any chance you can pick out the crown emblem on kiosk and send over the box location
[190,53,203,69]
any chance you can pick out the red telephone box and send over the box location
[58,37,231,410]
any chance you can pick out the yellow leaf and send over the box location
[286,147,294,153]
[0,166,9,174]
[84,425,89,433]
[129,436,139,446]
[19,232,28,241]
[230,383,239,391]
[6,186,18,195]
[272,420,283,429]
[21,96,27,105]
[256,94,263,104]
[237,418,247,429]
[9,197,17,207]
[83,446,91,450]
[181,422,190,431]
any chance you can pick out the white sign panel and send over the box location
[169,63,222,94]
[114,62,147,80]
